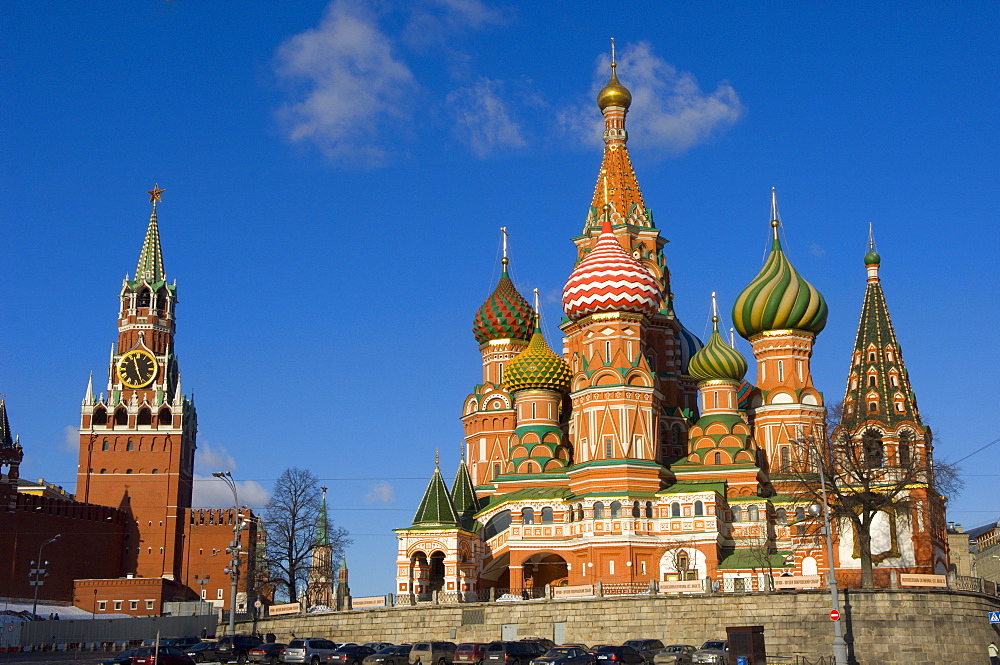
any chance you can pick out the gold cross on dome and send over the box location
[147,184,165,203]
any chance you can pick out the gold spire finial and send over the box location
[597,39,632,111]
[435,448,440,469]
[147,184,165,204]
[501,226,509,268]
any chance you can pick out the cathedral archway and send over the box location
[521,552,568,589]
[428,551,446,594]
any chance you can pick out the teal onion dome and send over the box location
[688,317,748,382]
[473,263,534,344]
[864,246,881,265]
[504,319,572,394]
[732,221,828,338]
[676,322,704,375]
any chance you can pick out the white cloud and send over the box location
[195,441,236,473]
[192,473,270,509]
[401,0,510,49]
[446,78,527,157]
[809,242,827,258]
[274,0,419,167]
[558,41,745,155]
[365,480,395,505]
[62,425,78,453]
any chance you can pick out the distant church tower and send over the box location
[335,556,350,611]
[75,186,197,580]
[833,238,947,572]
[305,487,335,610]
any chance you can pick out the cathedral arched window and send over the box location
[731,507,742,522]
[632,501,641,518]
[898,430,913,467]
[776,508,787,524]
[593,502,605,519]
[100,468,107,474]
[863,428,884,468]
[541,507,553,524]
[748,505,759,521]
[158,408,172,425]
[671,502,681,517]
[868,376,877,387]
[126,439,135,452]
[714,452,722,465]
[102,440,109,452]
[114,408,128,426]
[694,500,704,516]
[137,289,151,308]
[780,446,791,472]
[93,408,107,425]
[645,502,653,518]
[125,468,133,474]
[137,408,152,426]
[521,507,534,525]
[610,501,622,518]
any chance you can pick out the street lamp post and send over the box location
[212,471,242,637]
[30,534,61,618]
[808,466,849,665]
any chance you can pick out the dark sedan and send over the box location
[531,646,595,665]
[248,641,287,664]
[186,641,219,663]
[131,645,196,665]
[593,646,644,665]
[365,645,413,665]
[331,645,378,665]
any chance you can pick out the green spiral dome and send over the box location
[732,223,828,338]
[504,321,572,394]
[473,265,534,344]
[688,317,748,382]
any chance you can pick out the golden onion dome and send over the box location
[597,63,632,111]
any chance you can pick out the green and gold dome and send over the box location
[473,260,534,345]
[733,216,828,339]
[688,316,748,382]
[504,318,572,394]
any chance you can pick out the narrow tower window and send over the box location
[777,360,784,382]
[604,437,614,458]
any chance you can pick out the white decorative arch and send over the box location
[801,556,818,576]
[771,392,794,404]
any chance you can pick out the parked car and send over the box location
[365,644,413,665]
[216,634,264,664]
[592,646,645,665]
[410,641,458,665]
[651,645,696,665]
[530,646,595,665]
[131,645,196,665]
[283,638,341,664]
[330,645,378,665]
[100,648,140,665]
[186,641,219,663]
[622,640,665,665]
[520,639,556,651]
[484,641,548,665]
[248,642,286,664]
[161,638,202,650]
[365,643,396,652]
[691,641,727,665]
[454,642,487,665]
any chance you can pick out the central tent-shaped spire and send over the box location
[135,184,167,284]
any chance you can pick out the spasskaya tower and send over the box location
[76,185,198,580]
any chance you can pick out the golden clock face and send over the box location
[117,349,158,388]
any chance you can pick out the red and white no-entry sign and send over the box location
[830,610,841,621]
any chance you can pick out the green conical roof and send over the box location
[504,317,572,394]
[315,487,331,546]
[136,199,165,283]
[450,457,479,531]
[733,215,827,339]
[688,316,748,382]
[412,459,460,527]
[0,398,13,449]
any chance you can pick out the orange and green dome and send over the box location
[732,220,828,338]
[504,319,572,394]
[473,262,534,345]
[688,316,748,382]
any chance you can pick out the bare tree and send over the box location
[263,467,350,603]
[788,402,961,588]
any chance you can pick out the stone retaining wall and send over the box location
[246,589,1000,665]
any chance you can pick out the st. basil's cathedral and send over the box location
[394,59,948,597]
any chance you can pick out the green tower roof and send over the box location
[450,457,480,531]
[136,187,166,284]
[412,456,460,527]
[504,317,572,394]
[472,261,533,345]
[315,486,331,546]
[688,311,748,382]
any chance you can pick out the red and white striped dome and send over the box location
[562,221,663,320]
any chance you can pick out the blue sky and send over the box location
[2,1,997,596]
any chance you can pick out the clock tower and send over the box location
[76,186,198,580]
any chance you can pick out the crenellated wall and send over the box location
[249,589,1000,665]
